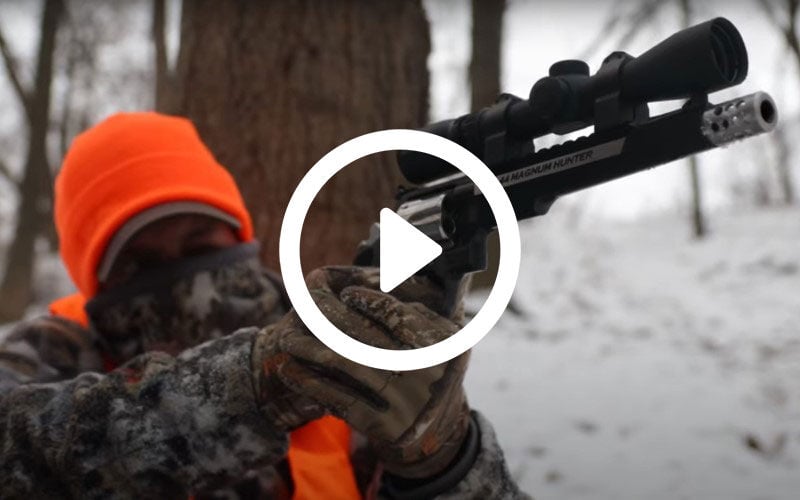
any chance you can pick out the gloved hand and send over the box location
[2,315,104,379]
[251,266,471,478]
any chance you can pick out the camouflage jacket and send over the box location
[0,309,529,499]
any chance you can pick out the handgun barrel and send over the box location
[418,92,778,241]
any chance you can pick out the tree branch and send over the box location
[760,0,800,80]
[758,0,796,39]
[757,0,781,27]
[614,0,666,49]
[577,0,628,60]
[787,0,800,57]
[579,0,665,61]
[0,22,32,120]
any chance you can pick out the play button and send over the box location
[379,208,442,293]
[280,129,520,371]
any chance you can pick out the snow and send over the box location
[464,205,800,499]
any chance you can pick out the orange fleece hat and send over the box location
[55,111,253,298]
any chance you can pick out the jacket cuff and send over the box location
[380,412,480,499]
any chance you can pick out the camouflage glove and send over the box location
[252,266,470,478]
[0,315,104,384]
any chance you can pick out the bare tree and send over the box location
[759,0,797,205]
[582,0,709,238]
[678,0,706,237]
[0,0,64,323]
[771,125,795,205]
[760,1,800,79]
[151,0,174,112]
[470,0,504,110]
[168,1,430,272]
[469,0,506,290]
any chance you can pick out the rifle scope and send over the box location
[399,17,749,185]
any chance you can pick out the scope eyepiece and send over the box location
[621,17,747,102]
[710,19,746,84]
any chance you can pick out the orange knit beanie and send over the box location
[54,111,253,298]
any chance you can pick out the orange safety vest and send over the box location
[50,293,361,500]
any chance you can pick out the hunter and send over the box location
[0,112,528,499]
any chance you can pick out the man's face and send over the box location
[102,214,239,290]
[88,212,281,360]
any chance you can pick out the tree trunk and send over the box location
[169,0,429,273]
[778,0,798,205]
[688,155,706,238]
[152,0,172,112]
[468,0,505,290]
[772,125,795,205]
[755,0,797,206]
[0,0,62,323]
[469,0,504,110]
[679,0,706,238]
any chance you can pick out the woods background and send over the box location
[1,2,799,499]
[0,0,797,321]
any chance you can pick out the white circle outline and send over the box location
[279,129,520,371]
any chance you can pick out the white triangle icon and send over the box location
[379,208,443,293]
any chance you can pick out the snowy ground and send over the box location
[464,206,800,500]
